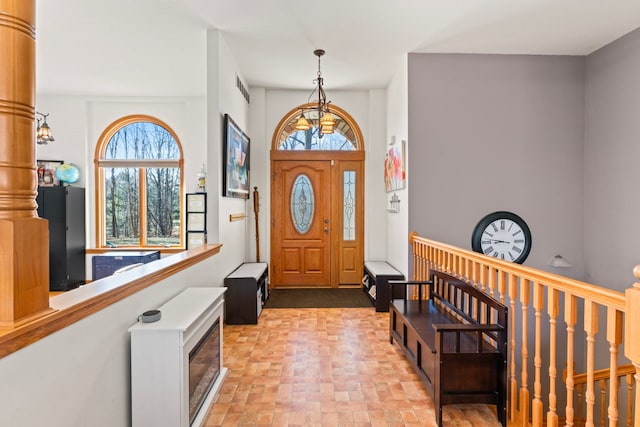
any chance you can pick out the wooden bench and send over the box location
[362,261,405,312]
[388,270,508,427]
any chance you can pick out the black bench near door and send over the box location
[224,262,269,324]
[362,261,405,312]
[388,270,508,427]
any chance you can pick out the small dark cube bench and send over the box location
[389,270,508,427]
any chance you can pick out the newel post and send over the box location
[0,0,52,326]
[624,265,640,427]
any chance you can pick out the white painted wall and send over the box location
[247,88,268,262]
[366,89,389,264]
[385,57,409,276]
[0,254,226,427]
[36,0,207,97]
[206,31,252,274]
[36,32,252,282]
[36,95,207,279]
[248,88,387,265]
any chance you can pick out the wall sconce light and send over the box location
[387,192,400,213]
[36,112,55,145]
[548,254,572,268]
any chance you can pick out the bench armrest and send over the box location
[432,323,504,332]
[388,280,432,301]
[388,280,432,286]
[433,323,505,353]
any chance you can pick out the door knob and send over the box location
[324,227,329,233]
[324,218,329,224]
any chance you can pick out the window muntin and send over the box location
[105,168,140,244]
[145,167,181,246]
[276,106,358,151]
[104,122,180,160]
[96,116,183,249]
[281,128,355,151]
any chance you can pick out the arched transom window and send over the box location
[94,115,184,249]
[274,103,361,151]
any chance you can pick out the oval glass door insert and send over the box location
[291,174,314,234]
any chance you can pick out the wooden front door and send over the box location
[271,160,331,286]
[271,152,365,288]
[269,103,365,288]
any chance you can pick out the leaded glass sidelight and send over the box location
[291,174,314,234]
[343,171,356,240]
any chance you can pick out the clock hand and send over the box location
[491,239,510,244]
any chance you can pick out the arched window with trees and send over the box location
[273,103,360,151]
[94,115,184,249]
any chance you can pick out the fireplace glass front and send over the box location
[188,318,221,424]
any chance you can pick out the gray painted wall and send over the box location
[585,29,640,291]
[407,53,586,278]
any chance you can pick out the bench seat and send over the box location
[389,271,507,427]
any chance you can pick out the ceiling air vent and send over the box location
[236,75,250,104]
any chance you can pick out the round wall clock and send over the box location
[471,211,532,264]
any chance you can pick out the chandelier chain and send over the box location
[295,49,335,137]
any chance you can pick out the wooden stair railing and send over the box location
[567,364,636,427]
[408,232,640,427]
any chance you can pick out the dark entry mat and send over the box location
[263,288,373,309]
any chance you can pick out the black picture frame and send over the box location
[36,159,64,187]
[222,114,250,199]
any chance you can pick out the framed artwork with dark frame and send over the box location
[36,159,63,187]
[222,114,250,199]
[187,231,206,249]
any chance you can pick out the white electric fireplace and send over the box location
[129,287,227,427]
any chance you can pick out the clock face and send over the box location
[471,211,532,264]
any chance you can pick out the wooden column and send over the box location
[0,0,51,326]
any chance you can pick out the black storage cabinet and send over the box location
[92,251,160,280]
[36,186,86,291]
[224,262,269,325]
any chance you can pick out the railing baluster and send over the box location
[577,383,585,425]
[509,272,519,422]
[498,269,506,305]
[488,266,496,296]
[585,301,599,427]
[533,281,544,426]
[520,278,531,426]
[472,261,479,289]
[624,373,633,427]
[480,263,488,292]
[633,364,640,427]
[565,294,577,427]
[599,379,607,427]
[607,307,623,427]
[486,267,495,324]
[407,234,634,427]
[547,288,559,427]
[416,240,424,299]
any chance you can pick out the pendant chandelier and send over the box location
[294,49,336,137]
[36,112,55,145]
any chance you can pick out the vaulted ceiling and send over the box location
[36,0,640,95]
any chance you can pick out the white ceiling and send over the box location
[36,0,640,95]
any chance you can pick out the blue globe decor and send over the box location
[56,163,80,184]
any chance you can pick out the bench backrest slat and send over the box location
[430,269,508,353]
